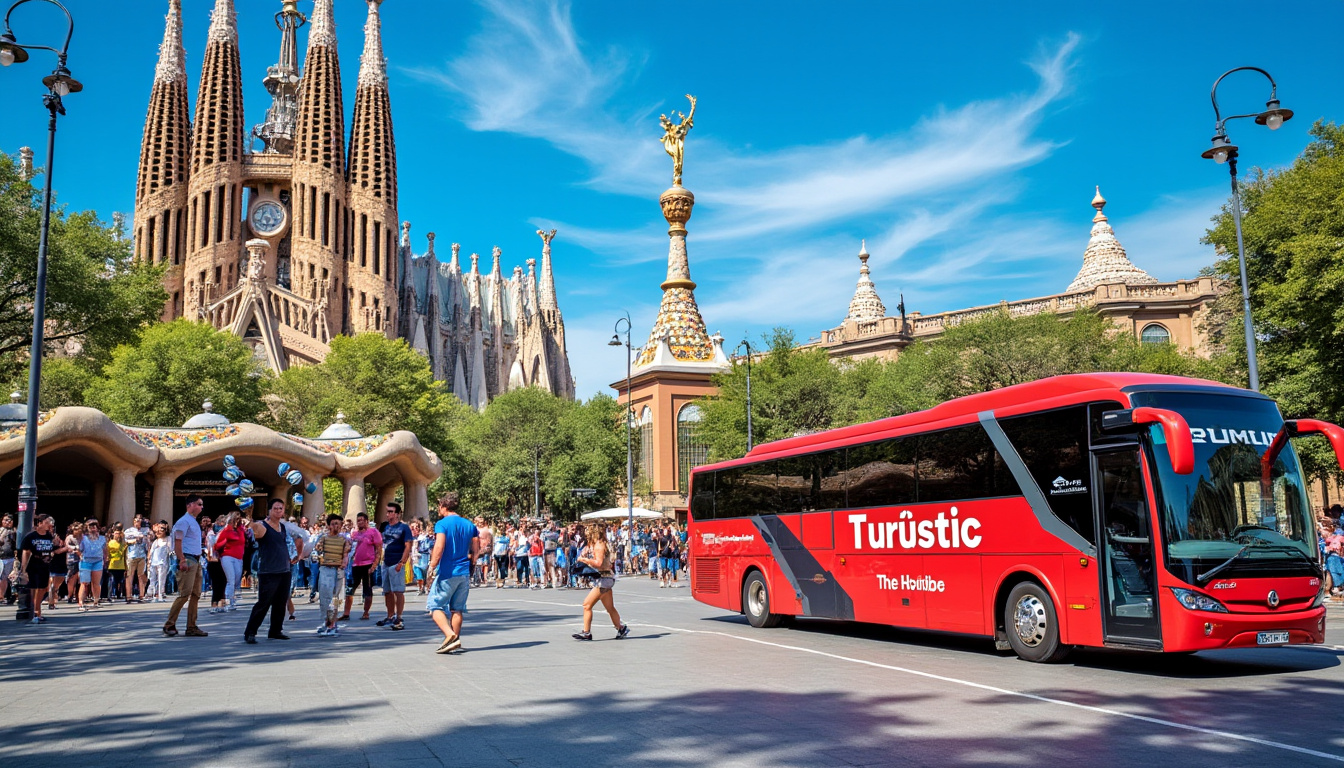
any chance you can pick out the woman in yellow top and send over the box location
[105,529,127,602]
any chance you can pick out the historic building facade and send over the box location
[132,0,573,408]
[810,188,1223,361]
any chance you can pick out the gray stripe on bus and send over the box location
[749,515,810,615]
[978,410,1098,559]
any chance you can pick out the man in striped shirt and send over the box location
[304,514,352,637]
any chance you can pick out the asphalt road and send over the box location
[1,578,1341,767]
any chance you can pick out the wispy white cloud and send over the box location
[407,3,1093,396]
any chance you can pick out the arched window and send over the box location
[637,407,654,482]
[677,404,707,493]
[1140,323,1171,345]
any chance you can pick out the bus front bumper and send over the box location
[1164,604,1326,651]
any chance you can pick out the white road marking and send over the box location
[642,622,1344,763]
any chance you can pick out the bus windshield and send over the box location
[1133,391,1316,583]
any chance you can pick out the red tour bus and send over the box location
[687,373,1344,662]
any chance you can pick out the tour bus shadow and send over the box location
[706,614,1005,657]
[2,682,1339,767]
[464,640,549,652]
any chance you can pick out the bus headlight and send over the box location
[1310,585,1326,609]
[1171,587,1229,613]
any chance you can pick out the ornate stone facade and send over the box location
[133,0,573,407]
[810,189,1223,362]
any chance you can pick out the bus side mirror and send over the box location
[1103,407,1194,475]
[1278,419,1344,472]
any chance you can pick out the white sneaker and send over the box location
[29,616,40,625]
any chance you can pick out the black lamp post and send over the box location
[0,0,81,622]
[1200,66,1292,393]
[734,339,754,453]
[608,313,635,537]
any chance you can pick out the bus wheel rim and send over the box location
[1014,595,1048,647]
[749,582,766,616]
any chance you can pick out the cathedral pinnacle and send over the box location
[357,0,388,88]
[537,229,558,312]
[845,239,887,323]
[309,0,336,48]
[449,243,460,272]
[1065,187,1158,293]
[155,0,186,83]
[207,0,237,43]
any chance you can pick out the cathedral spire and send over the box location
[191,0,244,172]
[844,239,886,322]
[349,0,396,205]
[154,0,185,83]
[309,0,336,47]
[1065,187,1158,292]
[253,1,306,154]
[295,0,344,171]
[449,242,460,272]
[135,0,192,284]
[537,229,559,312]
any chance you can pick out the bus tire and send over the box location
[743,571,784,628]
[1004,581,1070,663]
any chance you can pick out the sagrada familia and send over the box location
[131,0,574,409]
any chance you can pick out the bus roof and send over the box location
[709,372,1238,467]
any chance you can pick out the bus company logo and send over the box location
[1189,427,1278,446]
[1209,581,1237,589]
[876,574,945,592]
[1049,476,1087,496]
[848,507,981,551]
[700,533,755,546]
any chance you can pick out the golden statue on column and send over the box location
[659,94,696,187]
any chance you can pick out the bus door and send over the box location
[1092,448,1162,645]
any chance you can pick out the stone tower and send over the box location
[133,0,191,320]
[290,0,346,338]
[346,0,398,336]
[183,0,246,319]
[844,239,886,322]
[1066,187,1158,293]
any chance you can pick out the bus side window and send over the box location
[999,406,1096,545]
[845,438,917,509]
[917,424,1013,502]
[775,457,812,513]
[690,471,715,521]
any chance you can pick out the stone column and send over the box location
[150,470,179,523]
[108,469,137,529]
[405,480,428,520]
[375,482,401,523]
[304,476,326,518]
[92,481,107,524]
[343,475,366,521]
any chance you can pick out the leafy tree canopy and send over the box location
[85,319,265,426]
[0,151,166,381]
[1203,120,1344,480]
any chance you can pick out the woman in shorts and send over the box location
[492,527,509,589]
[571,522,629,641]
[77,519,108,611]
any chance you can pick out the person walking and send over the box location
[659,528,679,588]
[308,514,352,636]
[377,502,413,630]
[474,516,493,587]
[206,517,228,614]
[0,514,16,605]
[76,519,109,611]
[163,495,208,637]
[215,513,246,611]
[243,499,305,644]
[13,514,61,623]
[542,522,561,588]
[492,525,509,589]
[147,524,170,602]
[572,522,629,641]
[340,512,382,622]
[427,493,479,654]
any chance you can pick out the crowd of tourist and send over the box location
[0,499,683,652]
[1318,505,1344,598]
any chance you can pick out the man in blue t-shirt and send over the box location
[378,503,413,630]
[428,492,479,654]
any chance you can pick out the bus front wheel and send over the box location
[1005,582,1070,663]
[743,572,784,628]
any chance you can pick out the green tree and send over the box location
[85,320,265,426]
[0,151,166,379]
[262,333,470,462]
[1204,120,1344,483]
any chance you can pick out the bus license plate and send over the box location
[1257,631,1289,645]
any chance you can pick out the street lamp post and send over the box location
[734,340,754,453]
[0,0,82,623]
[1200,67,1293,393]
[608,313,635,537]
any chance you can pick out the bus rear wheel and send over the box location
[743,572,784,628]
[1005,582,1070,663]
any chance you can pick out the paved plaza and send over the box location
[1,578,1343,767]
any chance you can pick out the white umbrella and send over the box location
[580,507,663,520]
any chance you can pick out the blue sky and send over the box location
[2,1,1341,399]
